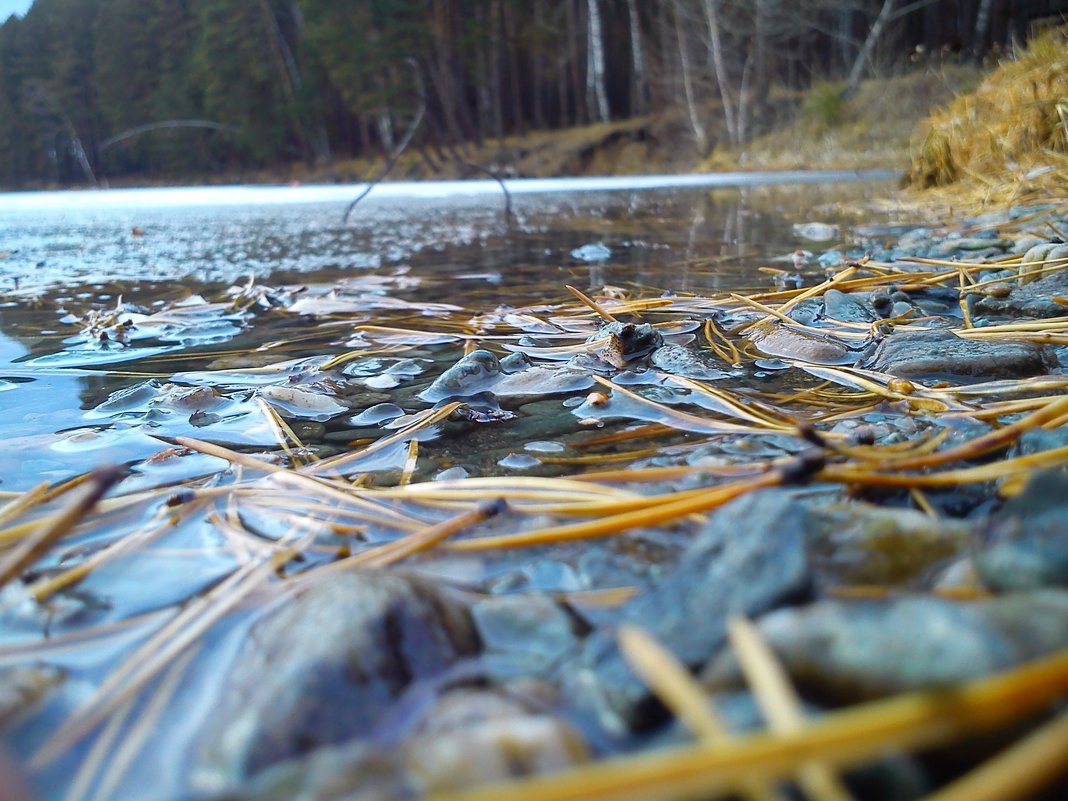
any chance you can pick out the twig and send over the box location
[342,57,427,224]
[0,467,121,590]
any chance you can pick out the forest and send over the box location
[0,0,1062,188]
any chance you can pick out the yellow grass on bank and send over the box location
[906,25,1068,206]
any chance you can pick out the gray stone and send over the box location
[788,298,823,326]
[932,237,1012,257]
[1010,234,1050,254]
[499,352,533,373]
[747,322,860,365]
[822,289,876,323]
[866,329,1053,380]
[218,687,586,801]
[807,503,970,589]
[895,228,933,254]
[703,590,1068,703]
[566,489,811,732]
[973,267,1068,319]
[0,663,65,729]
[405,688,588,793]
[975,471,1068,591]
[492,364,595,399]
[419,350,502,401]
[587,322,663,366]
[650,343,730,379]
[471,593,579,674]
[193,571,478,790]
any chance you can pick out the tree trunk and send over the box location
[700,0,736,146]
[490,0,504,141]
[972,0,996,60]
[566,0,587,125]
[532,0,546,129]
[846,0,896,96]
[625,0,647,116]
[673,0,706,154]
[505,1,524,133]
[430,0,465,144]
[586,0,610,122]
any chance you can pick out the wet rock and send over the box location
[747,322,860,365]
[193,571,479,791]
[869,288,893,318]
[931,236,1012,257]
[419,350,502,402]
[649,343,730,379]
[1010,234,1050,254]
[822,289,876,323]
[0,663,66,728]
[788,298,823,326]
[259,385,348,421]
[472,593,579,676]
[222,687,586,801]
[406,688,588,793]
[975,471,1068,591]
[567,489,811,733]
[223,742,407,801]
[895,228,933,254]
[793,222,839,241]
[347,403,405,426]
[1017,242,1068,284]
[492,364,595,399]
[571,243,611,262]
[499,352,533,373]
[703,590,1068,704]
[972,267,1068,319]
[1016,426,1068,457]
[807,503,969,589]
[587,322,663,366]
[866,329,1054,381]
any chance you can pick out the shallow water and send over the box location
[0,173,904,800]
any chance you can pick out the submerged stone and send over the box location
[975,471,1068,591]
[492,364,595,399]
[192,571,478,791]
[866,329,1053,381]
[418,350,503,402]
[566,489,811,733]
[703,590,1068,704]
[649,343,730,380]
[747,322,859,365]
[822,289,876,323]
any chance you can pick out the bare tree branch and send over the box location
[99,120,232,152]
[342,58,427,224]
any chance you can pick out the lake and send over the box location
[0,171,903,801]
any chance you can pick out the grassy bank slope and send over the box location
[705,65,981,172]
[905,26,1068,206]
[278,66,981,186]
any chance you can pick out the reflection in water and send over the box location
[0,176,894,293]
[0,180,900,491]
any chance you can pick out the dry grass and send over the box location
[704,65,982,172]
[905,26,1068,206]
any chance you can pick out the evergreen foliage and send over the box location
[0,0,1053,187]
